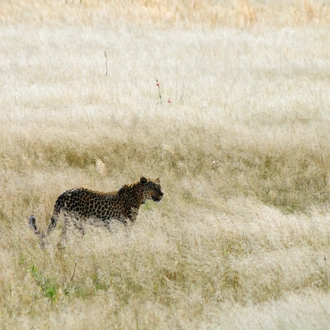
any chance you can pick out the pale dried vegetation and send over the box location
[1,0,330,329]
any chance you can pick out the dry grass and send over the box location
[1,0,330,28]
[1,1,330,329]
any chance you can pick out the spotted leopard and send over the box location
[29,177,164,237]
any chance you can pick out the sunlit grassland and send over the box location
[1,1,330,329]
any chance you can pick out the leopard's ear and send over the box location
[155,178,160,184]
[140,177,148,184]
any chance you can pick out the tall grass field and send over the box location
[1,0,330,329]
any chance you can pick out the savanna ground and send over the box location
[1,0,330,329]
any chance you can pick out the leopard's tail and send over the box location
[29,204,61,237]
[46,210,60,234]
[29,215,43,236]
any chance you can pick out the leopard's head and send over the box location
[140,177,164,203]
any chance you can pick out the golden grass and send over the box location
[1,0,330,28]
[1,0,330,329]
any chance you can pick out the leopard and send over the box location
[29,177,164,238]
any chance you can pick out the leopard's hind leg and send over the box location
[61,211,85,239]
